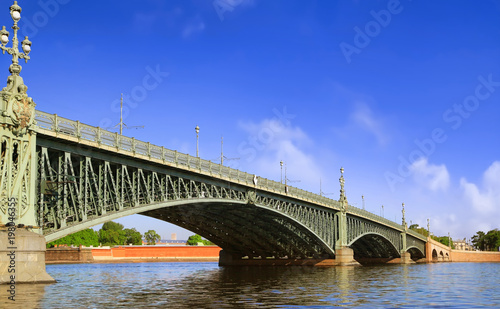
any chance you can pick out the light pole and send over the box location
[1,1,31,79]
[280,160,283,184]
[195,125,200,157]
[285,162,287,187]
[381,205,384,218]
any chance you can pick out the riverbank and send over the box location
[46,245,221,264]
[46,246,500,265]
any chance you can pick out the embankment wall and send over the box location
[46,245,221,264]
[451,250,500,262]
[45,247,94,264]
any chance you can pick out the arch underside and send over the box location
[407,246,425,260]
[142,201,335,259]
[349,233,400,259]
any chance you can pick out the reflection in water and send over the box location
[0,283,49,309]
[1,262,498,308]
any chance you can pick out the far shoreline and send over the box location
[46,257,219,265]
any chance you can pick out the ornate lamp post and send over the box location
[335,167,358,265]
[0,0,37,224]
[280,160,283,184]
[195,125,200,157]
[402,202,406,230]
[1,1,32,79]
[0,1,34,138]
[0,1,55,284]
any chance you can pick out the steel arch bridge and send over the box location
[29,111,426,262]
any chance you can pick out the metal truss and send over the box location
[37,144,338,258]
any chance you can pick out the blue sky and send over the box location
[3,0,499,241]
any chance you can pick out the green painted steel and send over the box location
[0,0,37,229]
[33,111,427,259]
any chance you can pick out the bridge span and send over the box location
[33,111,426,264]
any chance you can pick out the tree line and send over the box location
[410,224,500,251]
[47,221,214,248]
[47,221,161,248]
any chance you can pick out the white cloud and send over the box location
[410,158,450,191]
[350,102,389,145]
[333,102,390,147]
[234,118,324,193]
[460,161,500,214]
[182,16,205,38]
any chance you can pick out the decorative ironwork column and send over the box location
[334,167,358,265]
[401,202,407,252]
[0,1,54,285]
[336,167,348,249]
[0,0,37,228]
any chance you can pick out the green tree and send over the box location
[187,234,203,246]
[47,229,99,248]
[472,231,486,251]
[410,224,429,237]
[435,236,454,249]
[471,229,500,251]
[484,229,500,251]
[124,228,143,245]
[98,221,126,246]
[102,221,125,231]
[187,234,214,246]
[144,230,161,245]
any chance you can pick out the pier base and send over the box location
[400,252,416,264]
[335,247,360,266]
[218,250,360,266]
[0,229,56,284]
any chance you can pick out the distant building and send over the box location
[171,233,177,241]
[454,238,475,251]
[141,239,187,246]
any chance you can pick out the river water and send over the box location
[1,262,499,308]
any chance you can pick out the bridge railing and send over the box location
[35,111,409,231]
[347,204,404,231]
[36,111,327,197]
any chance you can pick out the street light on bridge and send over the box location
[195,125,200,157]
[1,1,32,77]
[280,160,283,184]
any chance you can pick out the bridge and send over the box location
[34,111,428,264]
[0,0,429,284]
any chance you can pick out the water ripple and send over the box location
[1,262,499,308]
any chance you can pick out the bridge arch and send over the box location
[432,249,438,262]
[406,246,425,261]
[45,197,336,259]
[348,232,400,259]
